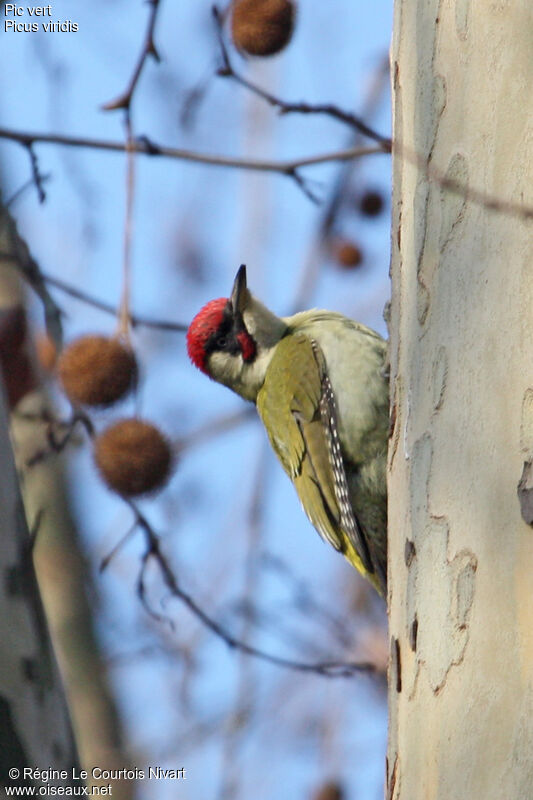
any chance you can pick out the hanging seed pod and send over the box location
[231,0,295,57]
[331,238,363,269]
[359,189,385,217]
[94,418,173,497]
[58,335,137,407]
[312,782,344,800]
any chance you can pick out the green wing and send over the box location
[257,333,375,580]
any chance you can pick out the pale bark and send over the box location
[0,376,77,793]
[13,396,134,800]
[0,207,133,799]
[388,1,533,798]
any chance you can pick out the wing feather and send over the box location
[257,334,375,576]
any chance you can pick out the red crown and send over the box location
[186,298,227,373]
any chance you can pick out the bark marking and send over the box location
[387,754,399,800]
[517,460,533,526]
[454,0,470,41]
[408,436,477,692]
[390,636,402,693]
[414,73,448,326]
[518,390,533,525]
[389,376,402,468]
[519,388,533,454]
[409,615,418,652]
[431,346,448,412]
[439,153,469,251]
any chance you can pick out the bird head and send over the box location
[187,265,287,402]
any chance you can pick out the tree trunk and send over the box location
[0,376,77,793]
[387,1,533,798]
[0,205,133,799]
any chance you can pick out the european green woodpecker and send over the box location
[187,266,388,594]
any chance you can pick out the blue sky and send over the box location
[1,1,392,797]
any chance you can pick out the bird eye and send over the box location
[216,336,227,348]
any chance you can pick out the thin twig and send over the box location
[209,9,533,223]
[102,0,162,112]
[100,520,139,572]
[118,116,136,339]
[0,127,384,174]
[176,407,256,454]
[101,1,163,332]
[99,409,257,570]
[25,142,48,203]
[40,270,188,332]
[0,126,529,218]
[320,54,391,240]
[127,504,377,678]
[5,171,52,209]
[260,552,360,650]
[288,168,322,204]
[1,124,526,220]
[291,55,391,312]
[212,5,391,149]
[0,250,188,331]
[0,210,64,345]
[217,445,268,800]
[24,410,94,467]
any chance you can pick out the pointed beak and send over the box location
[230,264,248,316]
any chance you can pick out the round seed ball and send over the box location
[359,189,385,217]
[332,239,363,269]
[94,419,173,497]
[312,783,344,800]
[231,0,295,57]
[58,335,137,407]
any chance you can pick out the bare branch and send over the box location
[26,142,48,203]
[177,408,256,453]
[210,9,533,222]
[125,504,379,678]
[0,207,64,345]
[2,126,526,219]
[2,248,188,334]
[24,410,94,467]
[21,268,188,332]
[212,5,392,149]
[5,173,52,208]
[101,0,162,112]
[290,55,391,312]
[117,117,136,339]
[0,127,384,174]
[99,520,139,573]
[287,168,322,204]
[101,0,162,331]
